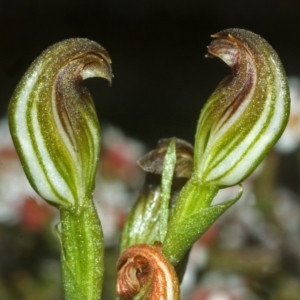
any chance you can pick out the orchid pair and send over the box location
[8,29,290,299]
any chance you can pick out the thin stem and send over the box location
[60,200,104,300]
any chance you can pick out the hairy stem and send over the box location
[60,200,104,300]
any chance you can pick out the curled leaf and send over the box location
[9,38,112,208]
[117,243,180,300]
[194,28,290,187]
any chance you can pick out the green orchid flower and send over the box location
[9,38,112,300]
[163,28,290,266]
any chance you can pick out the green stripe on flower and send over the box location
[163,28,290,267]
[9,38,112,208]
[194,28,290,187]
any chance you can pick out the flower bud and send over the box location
[117,243,180,300]
[9,38,112,208]
[194,28,290,187]
[120,138,193,252]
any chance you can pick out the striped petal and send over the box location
[9,38,112,208]
[194,28,290,187]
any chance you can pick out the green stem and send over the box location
[60,199,104,300]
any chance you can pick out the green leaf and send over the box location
[160,138,176,242]
[163,185,243,266]
[120,138,193,252]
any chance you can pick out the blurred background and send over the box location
[1,0,300,299]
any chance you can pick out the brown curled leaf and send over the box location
[117,243,180,300]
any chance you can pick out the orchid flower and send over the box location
[162,28,290,266]
[9,38,112,300]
